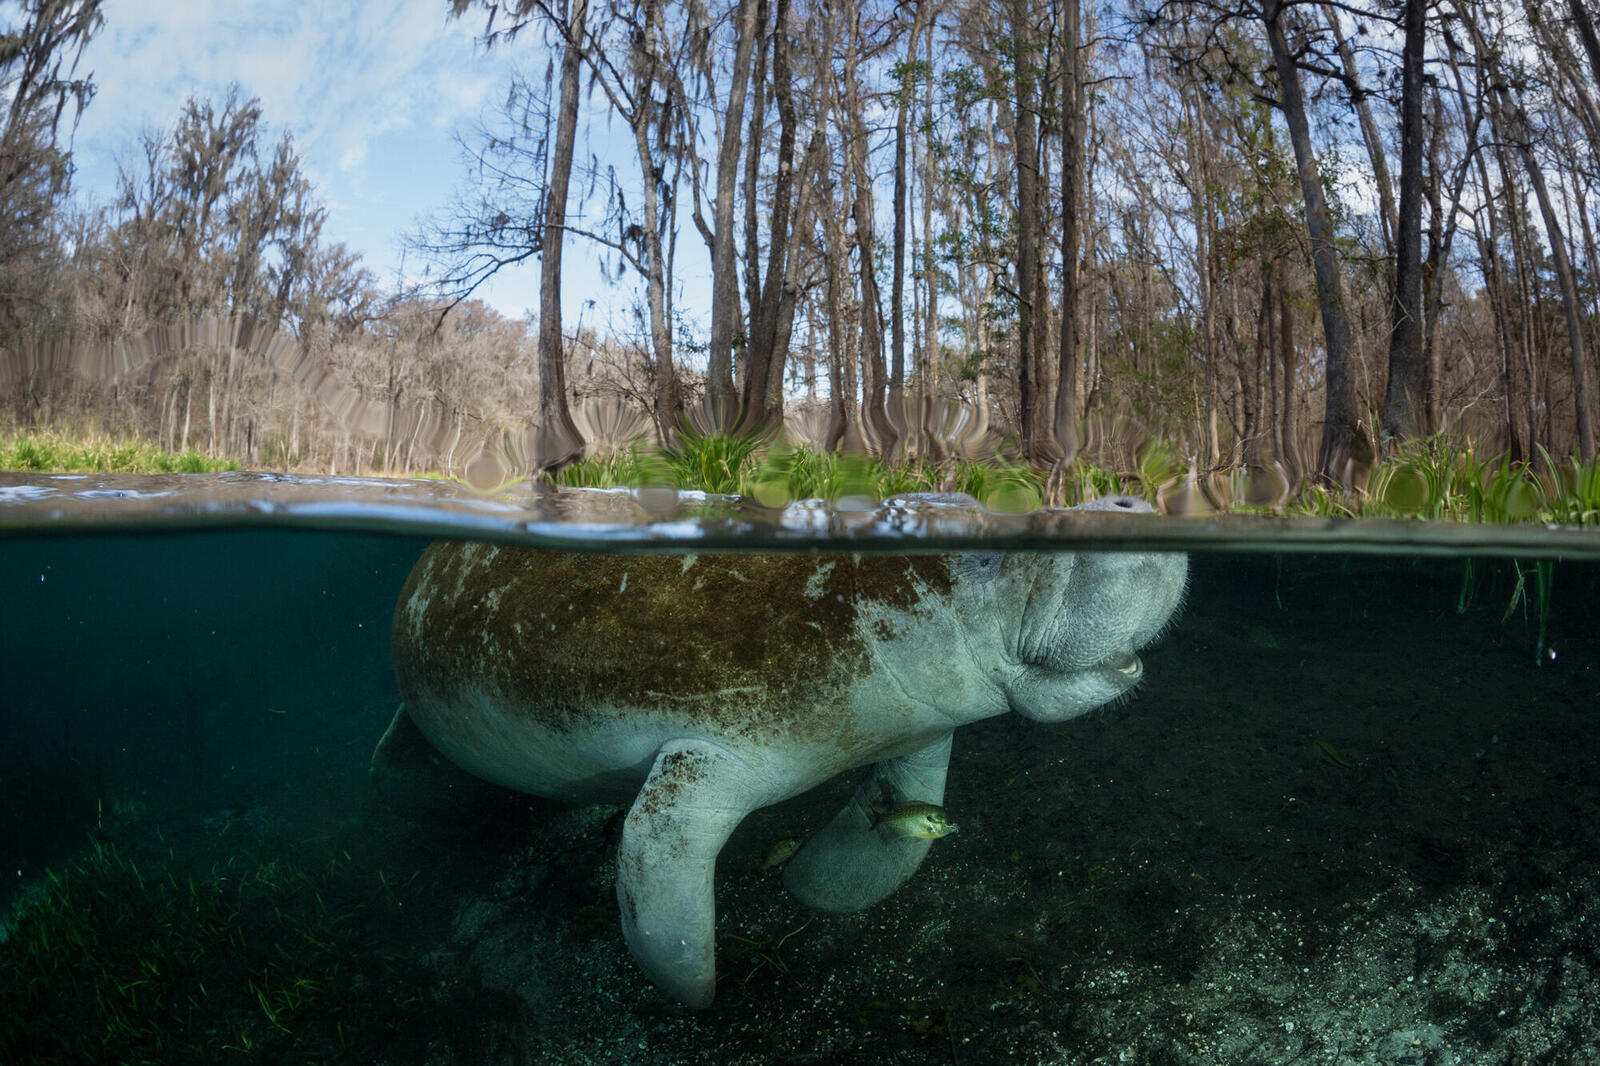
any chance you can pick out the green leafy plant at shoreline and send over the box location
[0,431,237,474]
[552,430,1056,514]
[5,427,1598,525]
[1223,439,1598,527]
[579,433,1599,526]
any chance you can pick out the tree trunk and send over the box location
[1521,148,1596,459]
[1011,0,1048,462]
[890,4,925,396]
[1567,0,1600,95]
[741,0,769,351]
[1054,0,1084,464]
[705,0,763,419]
[821,163,855,450]
[1244,268,1268,467]
[1183,83,1220,468]
[1496,92,1595,459]
[1277,258,1297,469]
[1422,84,1468,438]
[627,13,681,444]
[1464,2,1595,457]
[752,131,823,428]
[843,4,893,455]
[534,0,589,473]
[1503,153,1541,455]
[740,0,801,431]
[1264,0,1369,485]
[921,10,938,408]
[1380,0,1426,447]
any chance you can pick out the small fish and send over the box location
[760,837,802,870]
[871,802,958,840]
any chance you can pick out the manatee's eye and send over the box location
[951,552,1002,581]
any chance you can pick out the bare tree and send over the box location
[533,0,589,470]
[1321,3,1399,255]
[1381,0,1427,445]
[889,0,935,404]
[739,0,819,430]
[839,0,895,453]
[1261,0,1370,484]
[701,0,763,418]
[0,0,102,341]
[1010,0,1049,461]
[1054,0,1087,464]
[1459,1,1595,459]
[413,0,592,471]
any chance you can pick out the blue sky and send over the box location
[70,0,571,321]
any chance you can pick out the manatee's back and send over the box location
[392,544,950,757]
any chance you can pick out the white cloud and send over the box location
[78,0,512,176]
[68,0,538,311]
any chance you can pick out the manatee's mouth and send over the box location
[1100,651,1142,679]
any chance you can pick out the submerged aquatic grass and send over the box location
[0,836,432,1063]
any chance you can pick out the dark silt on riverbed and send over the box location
[1,476,1598,1065]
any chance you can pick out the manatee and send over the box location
[382,494,1186,1007]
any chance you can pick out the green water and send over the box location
[1,476,1597,1064]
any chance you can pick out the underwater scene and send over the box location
[2,475,1599,1065]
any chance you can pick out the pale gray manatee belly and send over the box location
[381,494,1187,1008]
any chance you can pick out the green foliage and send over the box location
[1501,559,1556,664]
[735,446,1052,514]
[662,429,772,495]
[1202,439,1597,526]
[1057,459,1129,506]
[745,445,884,505]
[0,838,435,1064]
[1103,319,1204,438]
[552,445,672,490]
[1132,442,1185,505]
[535,432,1600,527]
[1456,556,1557,666]
[0,431,238,474]
[1357,439,1598,526]
[1534,446,1600,527]
[946,454,1047,513]
[7,428,1599,527]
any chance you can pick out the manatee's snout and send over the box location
[1060,548,1188,662]
[1004,536,1184,721]
[1052,493,1185,650]
[1006,494,1186,720]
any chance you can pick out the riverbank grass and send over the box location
[0,431,238,474]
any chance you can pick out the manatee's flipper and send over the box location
[370,704,504,821]
[617,740,762,1008]
[783,731,953,914]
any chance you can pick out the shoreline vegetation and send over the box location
[4,428,1596,526]
[4,5,1600,501]
[0,432,238,475]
